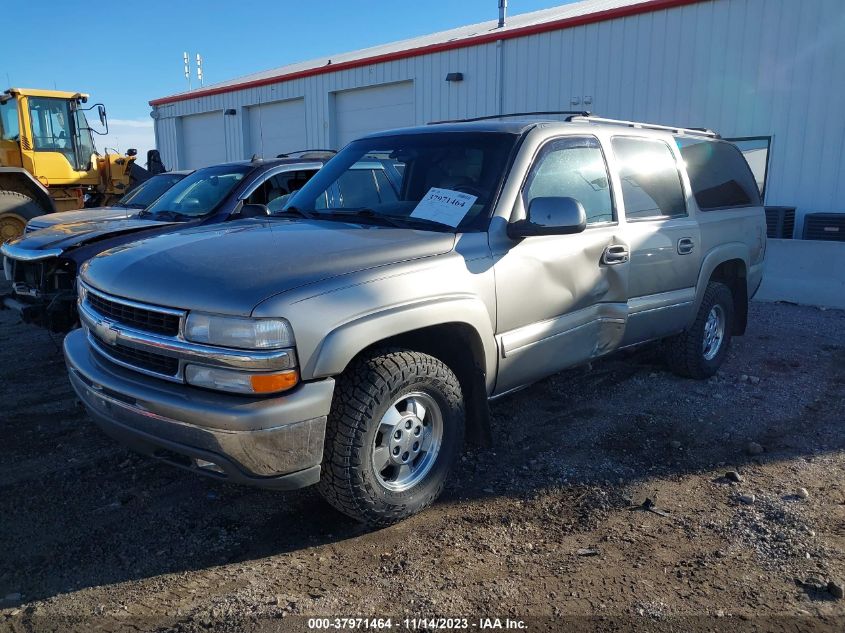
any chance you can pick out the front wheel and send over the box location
[318,349,465,526]
[665,281,735,379]
[0,190,47,243]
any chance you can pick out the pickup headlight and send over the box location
[184,313,294,349]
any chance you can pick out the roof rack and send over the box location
[276,149,338,158]
[566,114,720,138]
[428,110,591,125]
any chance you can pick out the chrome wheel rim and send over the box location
[702,304,725,361]
[372,391,443,492]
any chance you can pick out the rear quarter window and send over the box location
[676,138,762,210]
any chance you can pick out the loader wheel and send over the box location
[318,348,465,527]
[665,281,735,379]
[0,191,46,243]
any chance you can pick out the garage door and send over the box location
[180,111,225,169]
[333,81,414,148]
[246,98,307,158]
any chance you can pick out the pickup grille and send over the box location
[91,333,180,377]
[86,291,181,336]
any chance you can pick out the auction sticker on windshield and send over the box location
[410,187,478,227]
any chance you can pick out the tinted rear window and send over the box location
[676,138,762,210]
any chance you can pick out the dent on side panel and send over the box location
[491,223,629,395]
[493,227,628,334]
[495,307,626,396]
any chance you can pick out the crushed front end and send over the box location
[2,244,78,332]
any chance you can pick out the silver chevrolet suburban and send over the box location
[63,115,766,526]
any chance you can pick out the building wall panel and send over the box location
[152,0,845,231]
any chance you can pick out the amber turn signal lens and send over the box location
[250,369,299,393]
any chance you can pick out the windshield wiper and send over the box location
[274,205,314,219]
[147,210,196,222]
[318,208,407,228]
[335,209,453,231]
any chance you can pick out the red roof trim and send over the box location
[150,0,706,106]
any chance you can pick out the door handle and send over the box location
[602,244,629,265]
[677,237,695,255]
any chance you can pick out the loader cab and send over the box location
[1,88,102,186]
[28,96,97,172]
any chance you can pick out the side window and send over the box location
[611,137,687,220]
[523,136,614,225]
[337,168,396,208]
[374,169,399,203]
[29,97,73,151]
[678,138,763,209]
[246,178,272,205]
[0,97,20,141]
[267,169,318,212]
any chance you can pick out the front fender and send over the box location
[307,294,498,391]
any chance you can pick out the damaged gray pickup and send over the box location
[63,115,766,526]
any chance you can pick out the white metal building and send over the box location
[149,0,845,234]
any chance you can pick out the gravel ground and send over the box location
[1,282,844,632]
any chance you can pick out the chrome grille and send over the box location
[86,290,181,336]
[90,332,180,377]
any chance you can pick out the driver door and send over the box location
[493,135,630,395]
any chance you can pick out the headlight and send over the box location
[185,364,299,394]
[184,313,294,349]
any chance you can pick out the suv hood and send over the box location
[82,219,456,315]
[26,206,134,230]
[11,217,176,253]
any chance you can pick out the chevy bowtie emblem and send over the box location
[97,321,120,346]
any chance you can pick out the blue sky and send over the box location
[1,0,571,164]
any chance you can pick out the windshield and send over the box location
[287,132,518,231]
[117,173,187,209]
[143,164,249,219]
[28,97,76,167]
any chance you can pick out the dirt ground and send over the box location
[1,280,844,632]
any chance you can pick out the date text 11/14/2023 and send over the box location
[307,617,528,630]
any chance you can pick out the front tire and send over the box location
[318,349,465,527]
[0,190,47,243]
[665,281,735,379]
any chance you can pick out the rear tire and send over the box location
[318,348,465,527]
[0,190,47,243]
[665,281,735,379]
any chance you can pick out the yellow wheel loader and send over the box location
[0,88,143,243]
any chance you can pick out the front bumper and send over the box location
[64,328,334,490]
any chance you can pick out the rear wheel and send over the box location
[665,281,735,379]
[0,191,47,243]
[318,348,465,527]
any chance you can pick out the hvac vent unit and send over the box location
[802,213,845,242]
[764,206,795,239]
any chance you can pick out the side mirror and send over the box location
[507,196,587,238]
[126,148,137,157]
[98,104,107,126]
[239,203,270,218]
